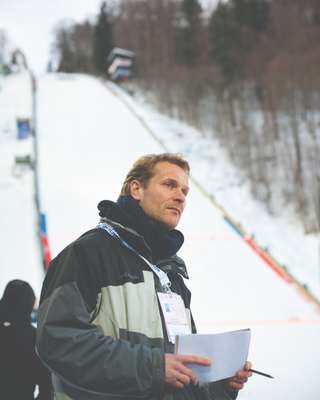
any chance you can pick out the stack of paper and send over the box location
[175,329,251,382]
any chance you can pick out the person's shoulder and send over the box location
[49,228,117,270]
[67,228,121,261]
[55,228,111,255]
[75,227,116,249]
[77,227,107,242]
[3,323,36,344]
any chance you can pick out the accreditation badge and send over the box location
[157,292,191,344]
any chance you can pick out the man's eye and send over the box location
[164,182,174,188]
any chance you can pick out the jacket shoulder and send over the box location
[51,228,117,266]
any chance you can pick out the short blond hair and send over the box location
[120,153,190,196]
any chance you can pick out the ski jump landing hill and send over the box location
[1,72,319,400]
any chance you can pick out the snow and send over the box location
[0,71,44,299]
[1,72,320,399]
[112,82,320,300]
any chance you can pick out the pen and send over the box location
[249,368,274,379]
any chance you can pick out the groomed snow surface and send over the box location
[1,72,320,399]
[0,71,44,300]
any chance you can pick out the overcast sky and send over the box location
[0,0,217,75]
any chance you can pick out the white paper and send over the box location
[175,328,251,382]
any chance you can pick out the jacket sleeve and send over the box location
[207,382,238,400]
[36,239,164,399]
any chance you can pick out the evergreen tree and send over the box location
[53,21,94,73]
[209,0,270,82]
[209,1,240,82]
[56,27,77,73]
[175,0,202,66]
[93,1,114,75]
[232,0,269,32]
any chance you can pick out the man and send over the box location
[37,153,252,400]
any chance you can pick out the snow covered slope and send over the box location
[37,73,320,400]
[1,72,319,399]
[113,82,320,302]
[0,72,44,298]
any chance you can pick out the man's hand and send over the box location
[224,361,253,391]
[165,354,211,389]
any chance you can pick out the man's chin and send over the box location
[150,217,177,230]
[161,217,179,230]
[149,213,180,230]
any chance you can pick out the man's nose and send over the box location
[174,188,186,203]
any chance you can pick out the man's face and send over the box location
[130,161,189,229]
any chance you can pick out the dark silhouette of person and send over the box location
[0,280,52,399]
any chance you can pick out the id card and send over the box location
[157,292,191,343]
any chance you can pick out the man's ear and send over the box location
[130,180,143,201]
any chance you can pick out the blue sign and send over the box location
[17,118,31,140]
[40,213,48,235]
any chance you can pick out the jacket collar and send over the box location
[97,197,188,278]
[99,216,153,260]
[157,256,189,279]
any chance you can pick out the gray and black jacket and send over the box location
[36,198,236,400]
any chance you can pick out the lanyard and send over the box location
[96,222,172,292]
